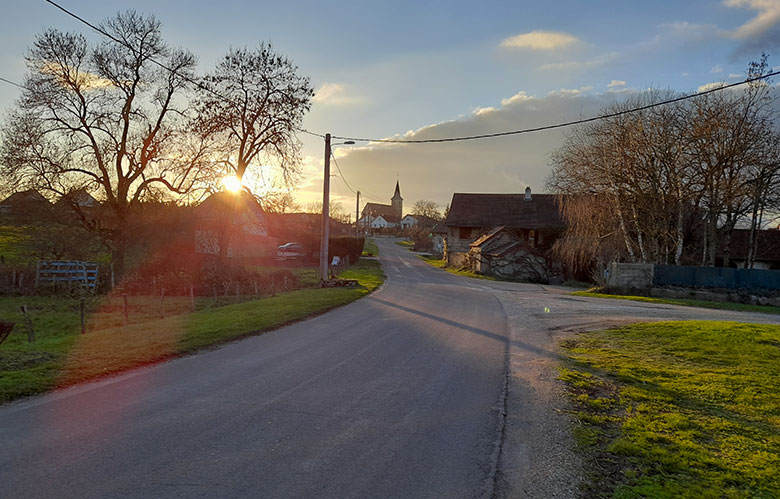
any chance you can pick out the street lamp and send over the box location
[320,133,355,283]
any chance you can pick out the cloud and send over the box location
[608,80,627,88]
[312,82,365,107]
[537,52,619,71]
[728,73,743,78]
[724,0,780,55]
[711,65,724,73]
[698,81,728,92]
[325,89,629,208]
[499,30,579,50]
[500,90,531,106]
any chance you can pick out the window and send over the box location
[459,227,472,239]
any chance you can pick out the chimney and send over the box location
[524,186,532,201]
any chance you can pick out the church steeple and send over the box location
[391,180,403,219]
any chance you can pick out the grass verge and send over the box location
[417,254,497,280]
[0,258,385,404]
[560,321,780,498]
[362,238,379,257]
[395,240,414,248]
[574,290,780,315]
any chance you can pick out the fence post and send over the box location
[80,298,86,334]
[20,305,34,343]
[213,284,218,307]
[122,294,128,327]
[190,284,195,312]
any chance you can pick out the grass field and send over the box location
[0,258,385,404]
[574,290,780,315]
[560,321,780,498]
[417,254,497,280]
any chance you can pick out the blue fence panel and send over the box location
[654,265,780,290]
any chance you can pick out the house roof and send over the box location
[55,188,99,209]
[444,193,565,229]
[0,189,50,206]
[362,202,398,220]
[469,226,507,247]
[402,214,439,226]
[431,222,447,234]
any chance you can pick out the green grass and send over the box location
[248,265,321,288]
[362,238,379,257]
[395,240,414,248]
[574,290,780,315]
[560,321,780,498]
[0,225,33,265]
[417,254,497,280]
[0,258,385,404]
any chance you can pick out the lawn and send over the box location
[0,258,385,404]
[417,254,497,280]
[560,321,780,498]
[362,238,379,257]
[574,290,780,316]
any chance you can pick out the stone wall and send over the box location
[605,262,654,292]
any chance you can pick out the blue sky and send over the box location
[2,0,779,212]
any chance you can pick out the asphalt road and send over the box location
[0,239,511,499]
[3,238,779,499]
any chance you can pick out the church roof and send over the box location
[392,180,403,200]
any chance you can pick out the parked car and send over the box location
[276,242,306,260]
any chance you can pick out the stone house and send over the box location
[443,188,565,275]
[469,226,548,281]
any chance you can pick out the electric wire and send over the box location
[330,70,780,144]
[37,0,780,146]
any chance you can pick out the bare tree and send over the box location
[411,200,442,220]
[195,43,313,185]
[0,11,212,278]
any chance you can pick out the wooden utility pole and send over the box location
[319,133,331,283]
[355,191,361,236]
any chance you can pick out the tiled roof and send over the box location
[444,193,565,229]
[362,202,398,221]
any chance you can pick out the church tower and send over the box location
[391,180,403,219]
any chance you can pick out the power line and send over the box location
[330,151,357,194]
[330,71,780,144]
[41,0,780,147]
[0,76,24,89]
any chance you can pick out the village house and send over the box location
[443,187,565,279]
[193,190,276,258]
[400,214,438,230]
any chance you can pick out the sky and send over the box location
[2,0,780,215]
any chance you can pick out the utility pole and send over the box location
[319,133,331,283]
[355,191,361,236]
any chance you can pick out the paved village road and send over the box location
[0,239,511,499]
[3,237,780,499]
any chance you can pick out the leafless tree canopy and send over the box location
[411,200,443,220]
[548,55,780,272]
[195,43,314,186]
[0,10,215,276]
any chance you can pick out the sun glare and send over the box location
[222,175,242,193]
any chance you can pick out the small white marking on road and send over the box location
[400,259,412,268]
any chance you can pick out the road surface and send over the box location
[2,238,778,498]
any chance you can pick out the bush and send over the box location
[329,236,364,265]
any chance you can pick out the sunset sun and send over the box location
[222,175,242,192]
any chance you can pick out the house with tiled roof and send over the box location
[443,187,566,275]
